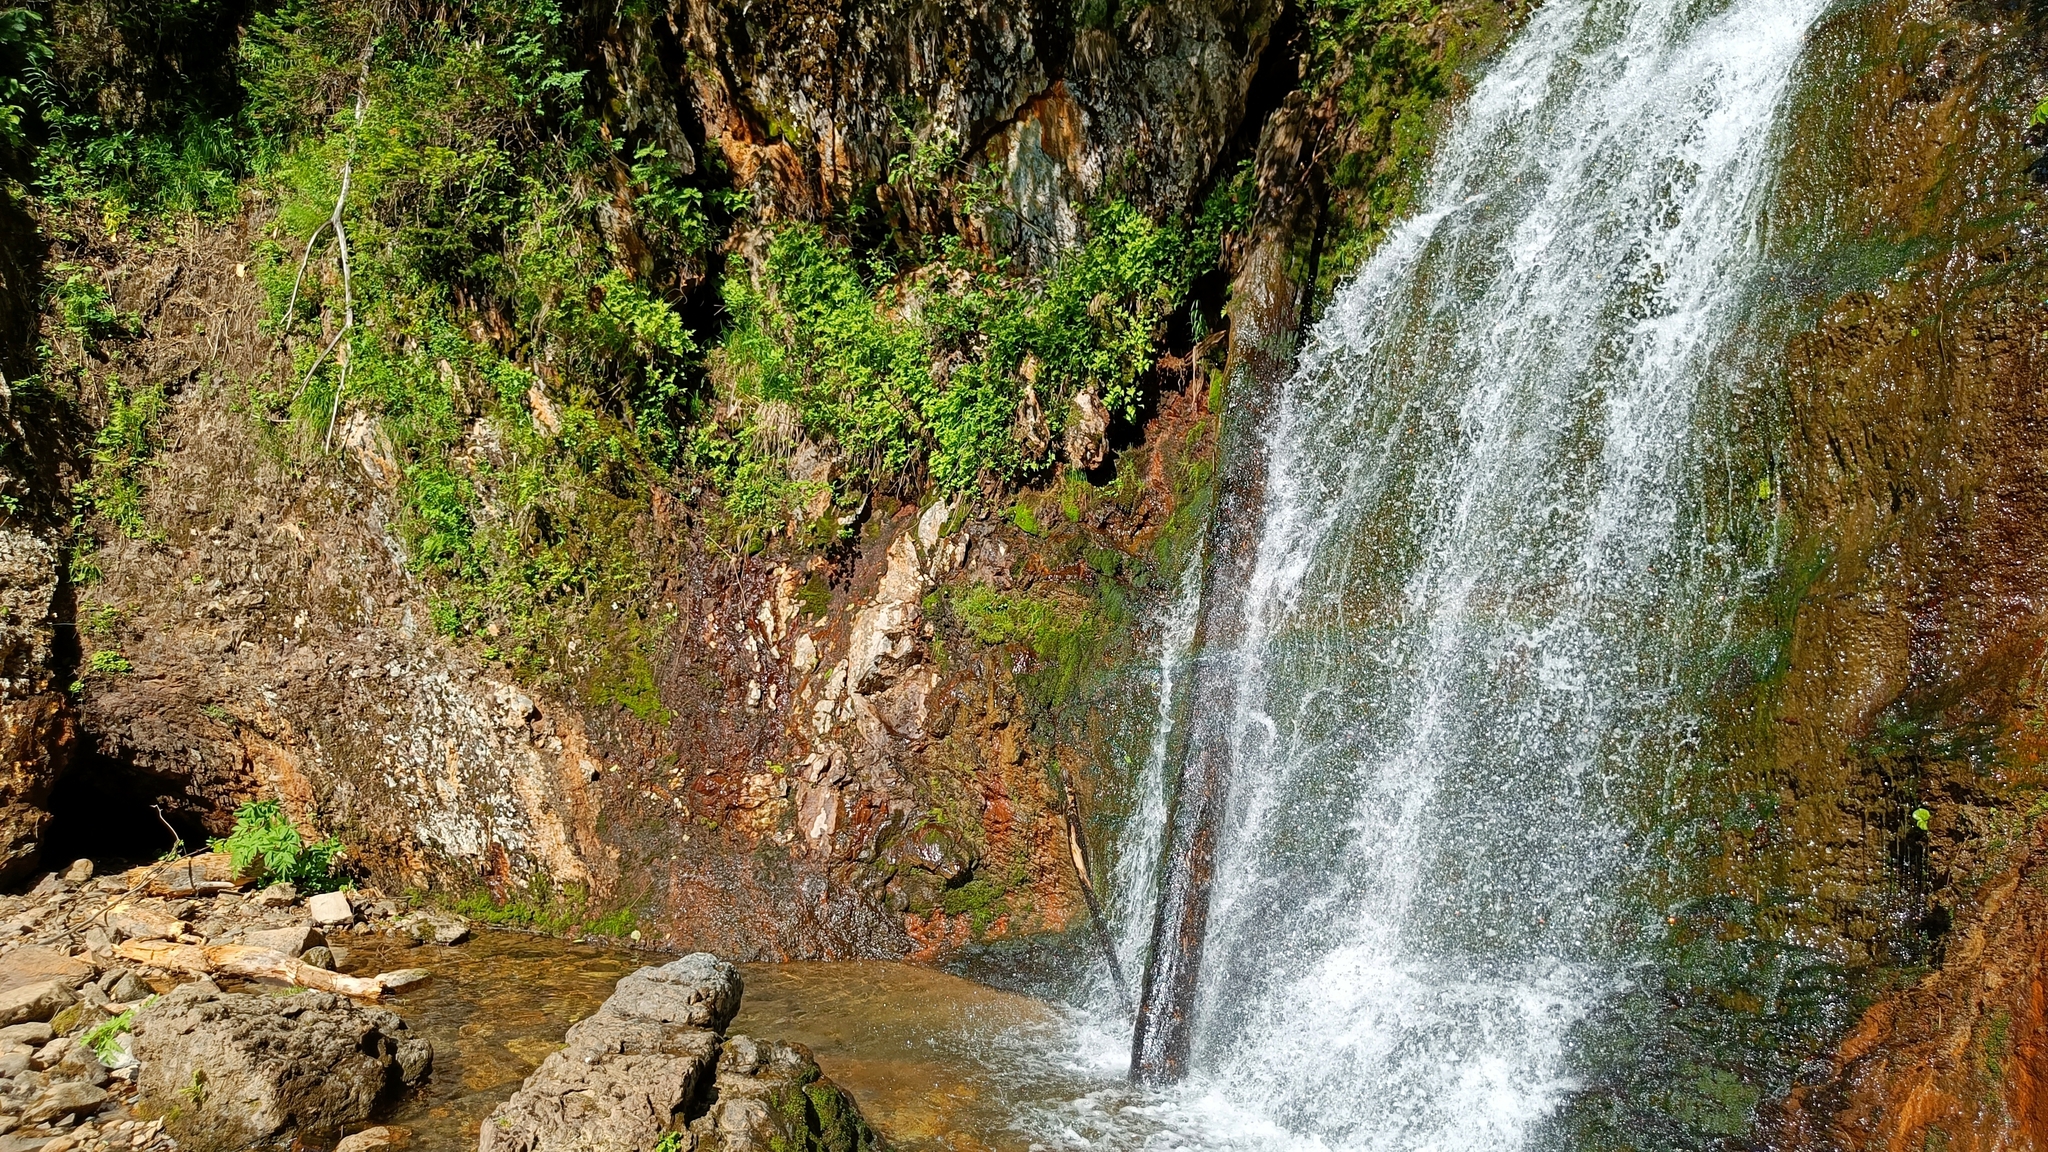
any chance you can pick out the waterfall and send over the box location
[1113,0,1827,1143]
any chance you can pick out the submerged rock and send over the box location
[130,982,430,1151]
[393,909,470,946]
[482,953,878,1152]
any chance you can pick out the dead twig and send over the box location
[280,46,374,457]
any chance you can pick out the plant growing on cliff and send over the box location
[210,799,346,893]
[78,377,165,539]
[0,8,48,157]
[704,196,1230,527]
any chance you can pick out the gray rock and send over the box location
[244,926,324,956]
[254,883,297,908]
[300,947,335,971]
[0,1025,50,1048]
[0,982,72,1027]
[58,862,90,886]
[479,955,740,1152]
[28,1037,68,1070]
[374,968,428,993]
[47,1043,105,1088]
[392,910,469,946]
[131,983,430,1152]
[105,974,148,1004]
[481,954,877,1152]
[335,1128,403,1152]
[605,954,742,1032]
[21,1080,104,1125]
[687,1035,878,1152]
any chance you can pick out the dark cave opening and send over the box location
[39,754,210,876]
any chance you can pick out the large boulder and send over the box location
[131,982,431,1151]
[479,954,741,1152]
[482,953,879,1152]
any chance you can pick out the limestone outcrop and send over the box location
[483,953,876,1152]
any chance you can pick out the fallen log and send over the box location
[114,941,384,1000]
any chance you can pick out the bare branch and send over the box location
[280,217,330,336]
[287,48,375,443]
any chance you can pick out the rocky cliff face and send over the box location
[1718,0,2048,1144]
[8,0,1448,962]
[0,86,71,891]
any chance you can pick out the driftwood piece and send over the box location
[114,941,385,1000]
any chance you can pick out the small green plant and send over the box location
[629,144,709,251]
[653,1132,687,1152]
[86,650,132,675]
[209,799,346,893]
[52,269,129,353]
[82,1006,139,1063]
[80,377,167,539]
[1913,807,1932,831]
[0,7,48,156]
[82,604,120,636]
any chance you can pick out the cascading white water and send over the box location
[1098,0,1830,1145]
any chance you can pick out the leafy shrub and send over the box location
[0,7,48,157]
[51,268,128,352]
[209,799,346,893]
[708,196,1234,515]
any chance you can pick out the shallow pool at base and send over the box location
[338,930,1146,1152]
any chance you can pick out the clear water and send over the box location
[1093,0,1831,1145]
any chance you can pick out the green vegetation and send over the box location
[226,0,696,680]
[9,0,1275,712]
[938,876,1012,931]
[209,799,346,893]
[448,881,637,938]
[51,267,128,352]
[0,7,46,158]
[23,0,253,231]
[84,649,130,675]
[705,192,1246,523]
[1299,0,1525,306]
[78,378,164,539]
[82,1005,140,1063]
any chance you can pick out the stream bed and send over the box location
[338,929,1109,1152]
